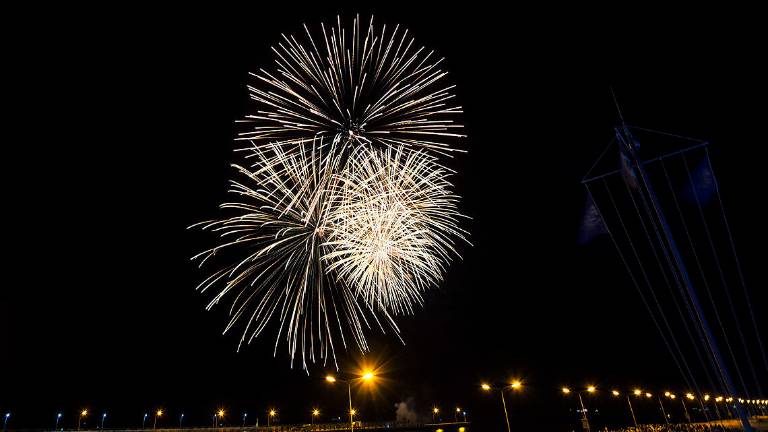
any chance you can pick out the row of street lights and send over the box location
[429,407,468,423]
[480,381,767,432]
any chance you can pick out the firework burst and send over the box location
[191,141,400,369]
[239,15,464,160]
[193,15,469,371]
[325,147,468,315]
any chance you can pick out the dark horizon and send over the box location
[2,4,767,431]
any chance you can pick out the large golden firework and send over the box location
[194,16,468,371]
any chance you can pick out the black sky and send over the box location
[2,4,767,431]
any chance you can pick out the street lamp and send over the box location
[78,409,88,431]
[213,409,224,428]
[55,413,62,431]
[179,413,185,428]
[432,407,439,423]
[454,407,460,423]
[267,409,277,427]
[311,409,319,425]
[242,413,247,427]
[612,390,638,429]
[3,413,10,432]
[153,409,162,429]
[481,381,522,432]
[142,413,148,429]
[562,386,595,432]
[101,413,107,430]
[325,369,376,432]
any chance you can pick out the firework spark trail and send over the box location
[238,15,465,160]
[324,147,469,315]
[193,15,469,371]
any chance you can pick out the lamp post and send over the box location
[213,410,224,428]
[55,413,62,431]
[432,407,439,423]
[612,390,638,429]
[142,413,148,429]
[311,409,319,425]
[325,370,376,432]
[3,413,10,432]
[242,413,247,427]
[179,414,185,428]
[267,410,276,427]
[78,409,88,431]
[153,410,162,429]
[101,413,107,430]
[562,386,595,432]
[454,407,460,423]
[481,380,522,432]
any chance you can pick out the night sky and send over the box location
[3,4,767,431]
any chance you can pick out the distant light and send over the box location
[587,386,596,393]
[57,414,62,418]
[4,413,10,418]
[562,387,571,394]
[156,410,163,417]
[269,410,276,417]
[456,407,461,413]
[511,381,522,389]
[433,407,439,414]
[634,389,642,396]
[217,409,225,417]
[670,394,676,399]
[664,391,671,397]
[612,390,620,396]
[686,393,695,400]
[325,375,337,383]
[350,409,357,416]
[645,393,652,398]
[361,371,375,381]
[312,409,320,416]
[704,394,711,401]
[103,413,107,418]
[81,410,88,417]
[481,383,491,391]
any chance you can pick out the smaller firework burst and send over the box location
[324,147,468,315]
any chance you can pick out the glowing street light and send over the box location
[634,389,643,397]
[78,409,88,431]
[179,414,185,428]
[54,413,62,431]
[432,407,440,423]
[100,413,107,430]
[481,382,522,432]
[454,407,461,423]
[267,409,277,427]
[311,409,319,425]
[611,390,638,428]
[153,409,162,429]
[562,386,595,432]
[142,413,148,429]
[4,413,10,432]
[325,370,376,432]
